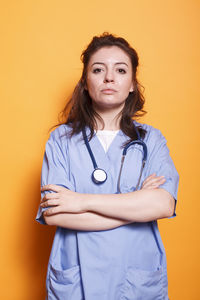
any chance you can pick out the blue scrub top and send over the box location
[36,122,179,300]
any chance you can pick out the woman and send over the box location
[36,33,179,300]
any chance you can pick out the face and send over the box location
[86,46,134,111]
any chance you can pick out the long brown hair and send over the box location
[59,33,146,141]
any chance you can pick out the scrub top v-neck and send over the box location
[95,130,119,152]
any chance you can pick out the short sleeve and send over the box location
[144,128,179,217]
[35,126,74,224]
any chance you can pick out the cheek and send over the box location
[87,78,100,96]
[119,80,133,95]
[87,83,96,98]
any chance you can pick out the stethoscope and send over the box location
[82,125,147,193]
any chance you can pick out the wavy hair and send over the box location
[59,32,146,141]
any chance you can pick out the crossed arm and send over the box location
[40,174,175,231]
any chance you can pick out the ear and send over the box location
[129,82,134,93]
[84,81,88,90]
[81,75,87,90]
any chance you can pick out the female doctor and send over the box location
[36,33,179,300]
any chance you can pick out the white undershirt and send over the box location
[96,130,119,152]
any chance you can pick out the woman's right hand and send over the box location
[141,173,166,190]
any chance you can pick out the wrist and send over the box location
[82,193,99,212]
[79,193,91,213]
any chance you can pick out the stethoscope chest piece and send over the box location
[92,168,107,184]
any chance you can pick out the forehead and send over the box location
[88,46,131,65]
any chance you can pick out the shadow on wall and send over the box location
[17,168,55,299]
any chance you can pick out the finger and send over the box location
[143,179,166,190]
[143,175,165,186]
[142,185,157,190]
[142,175,157,187]
[142,177,166,189]
[142,173,156,185]
[146,176,165,185]
[41,184,62,193]
[151,177,166,185]
[142,184,160,190]
[144,173,156,181]
[143,180,165,189]
[40,199,59,208]
[41,192,59,203]
[43,206,61,216]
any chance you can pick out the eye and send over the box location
[92,68,103,73]
[117,68,126,74]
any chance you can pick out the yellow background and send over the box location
[1,0,199,299]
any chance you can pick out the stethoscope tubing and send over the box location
[82,125,148,191]
[82,127,98,169]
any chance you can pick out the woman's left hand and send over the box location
[40,185,85,216]
[141,173,166,190]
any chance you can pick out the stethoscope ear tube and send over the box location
[123,140,147,162]
[117,155,146,193]
[135,160,146,191]
[118,139,147,193]
[117,155,125,194]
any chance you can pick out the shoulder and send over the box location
[45,125,72,152]
[134,121,168,156]
[47,124,83,151]
[49,124,72,141]
[134,122,172,166]
[134,121,166,144]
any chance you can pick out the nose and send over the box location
[104,69,114,83]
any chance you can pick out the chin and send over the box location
[96,102,124,110]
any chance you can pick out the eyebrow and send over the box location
[91,62,129,67]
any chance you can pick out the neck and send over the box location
[94,107,122,130]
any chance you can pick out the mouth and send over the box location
[101,89,117,94]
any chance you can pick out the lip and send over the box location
[101,88,117,94]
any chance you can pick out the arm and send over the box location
[38,127,178,229]
[44,212,132,231]
[41,175,170,227]
[84,188,175,222]
[42,186,174,224]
